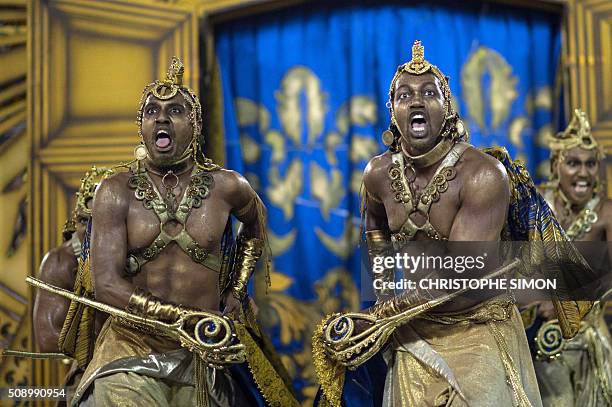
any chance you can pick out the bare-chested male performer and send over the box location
[314,41,594,407]
[533,109,612,406]
[68,58,296,407]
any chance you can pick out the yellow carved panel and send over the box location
[0,2,28,402]
[567,0,612,150]
[69,36,154,118]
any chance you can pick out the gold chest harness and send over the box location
[389,142,469,244]
[125,167,221,275]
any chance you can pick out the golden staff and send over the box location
[1,350,70,360]
[25,277,245,368]
[322,258,522,368]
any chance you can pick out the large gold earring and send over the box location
[381,130,394,147]
[134,142,148,161]
[456,119,466,137]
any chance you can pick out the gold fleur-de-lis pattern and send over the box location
[233,66,378,404]
[461,47,554,179]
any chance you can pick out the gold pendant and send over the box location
[134,144,148,161]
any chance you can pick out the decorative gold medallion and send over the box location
[134,144,148,161]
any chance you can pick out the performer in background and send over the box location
[61,57,296,406]
[33,166,113,404]
[532,109,612,406]
[314,41,595,407]
[33,167,110,353]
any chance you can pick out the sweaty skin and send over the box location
[91,93,262,317]
[33,206,106,352]
[363,71,510,313]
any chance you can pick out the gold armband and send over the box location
[369,289,432,319]
[231,236,264,301]
[126,287,183,323]
[366,230,394,302]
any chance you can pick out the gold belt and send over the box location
[421,297,515,325]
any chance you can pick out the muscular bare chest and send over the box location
[381,169,462,239]
[123,177,231,308]
[125,182,231,255]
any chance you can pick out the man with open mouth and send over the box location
[47,58,298,407]
[532,109,612,406]
[358,39,542,407]
[315,41,596,407]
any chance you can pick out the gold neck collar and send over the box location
[556,187,596,215]
[401,138,454,168]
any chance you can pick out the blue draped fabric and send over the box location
[214,0,561,402]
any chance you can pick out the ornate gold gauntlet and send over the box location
[366,230,394,302]
[231,236,264,301]
[369,289,432,319]
[126,287,183,323]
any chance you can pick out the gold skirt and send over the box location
[72,317,241,407]
[383,298,542,407]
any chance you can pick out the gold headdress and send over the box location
[76,166,115,215]
[62,166,114,240]
[402,40,430,75]
[548,109,603,158]
[385,40,467,149]
[135,56,218,171]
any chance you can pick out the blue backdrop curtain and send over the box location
[213,0,561,402]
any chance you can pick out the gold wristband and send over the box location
[366,230,394,301]
[126,288,183,323]
[231,236,264,301]
[365,229,389,247]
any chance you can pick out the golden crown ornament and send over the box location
[76,165,115,215]
[548,109,603,158]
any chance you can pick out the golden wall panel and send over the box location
[567,0,612,150]
[0,0,29,399]
[28,0,199,390]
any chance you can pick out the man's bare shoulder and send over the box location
[92,171,131,212]
[212,168,254,198]
[363,151,393,194]
[213,168,251,190]
[39,243,76,282]
[100,171,131,188]
[42,245,72,267]
[459,147,509,198]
